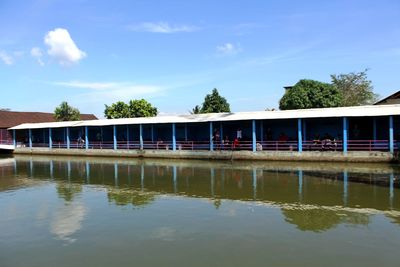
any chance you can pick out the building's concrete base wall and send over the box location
[13,148,396,163]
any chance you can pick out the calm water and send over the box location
[1,155,400,267]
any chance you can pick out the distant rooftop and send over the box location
[374,90,400,105]
[0,110,97,128]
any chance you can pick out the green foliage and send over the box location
[104,99,158,119]
[192,88,231,114]
[54,101,80,121]
[279,79,343,110]
[331,69,378,106]
[104,101,130,119]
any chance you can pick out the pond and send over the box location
[1,155,399,267]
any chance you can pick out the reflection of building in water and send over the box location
[50,202,87,244]
[9,156,400,232]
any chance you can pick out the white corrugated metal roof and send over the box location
[9,104,400,130]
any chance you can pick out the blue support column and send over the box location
[66,127,70,149]
[297,118,302,152]
[373,118,377,141]
[260,121,264,142]
[220,123,223,146]
[49,128,52,149]
[343,117,348,154]
[389,115,394,153]
[172,123,176,151]
[184,124,188,141]
[85,126,89,149]
[209,122,214,151]
[126,125,130,148]
[139,124,143,150]
[28,129,32,148]
[151,125,154,143]
[12,129,16,147]
[252,120,257,152]
[113,125,117,150]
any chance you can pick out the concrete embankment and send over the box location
[13,147,396,163]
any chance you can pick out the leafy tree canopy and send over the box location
[331,69,378,106]
[279,79,343,110]
[192,88,231,114]
[104,99,158,119]
[54,101,80,121]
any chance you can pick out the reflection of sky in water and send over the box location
[50,202,87,244]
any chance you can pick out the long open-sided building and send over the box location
[5,104,400,162]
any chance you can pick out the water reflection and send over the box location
[1,155,400,233]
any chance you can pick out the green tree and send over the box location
[192,88,231,114]
[104,99,158,119]
[331,69,378,106]
[279,79,343,110]
[104,101,130,119]
[54,101,80,121]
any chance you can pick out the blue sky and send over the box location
[1,0,399,118]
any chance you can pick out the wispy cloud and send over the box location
[216,43,242,55]
[53,81,165,104]
[30,47,44,66]
[127,22,199,33]
[0,50,14,65]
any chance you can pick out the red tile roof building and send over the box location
[0,110,97,143]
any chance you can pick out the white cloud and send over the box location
[216,43,242,55]
[0,50,14,65]
[127,22,198,33]
[44,28,86,65]
[30,47,44,66]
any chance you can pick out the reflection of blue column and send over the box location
[209,122,214,151]
[173,165,177,193]
[389,115,394,153]
[298,170,303,198]
[29,129,32,148]
[13,129,16,147]
[49,128,52,149]
[50,160,54,179]
[252,168,257,199]
[13,159,17,175]
[343,170,348,206]
[66,127,70,149]
[297,118,302,152]
[113,125,117,150]
[139,124,143,150]
[140,164,144,190]
[390,173,394,208]
[67,161,71,180]
[172,123,176,151]
[252,120,256,152]
[85,161,90,183]
[29,158,33,177]
[210,168,215,197]
[343,117,348,154]
[114,162,118,186]
[85,126,89,149]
